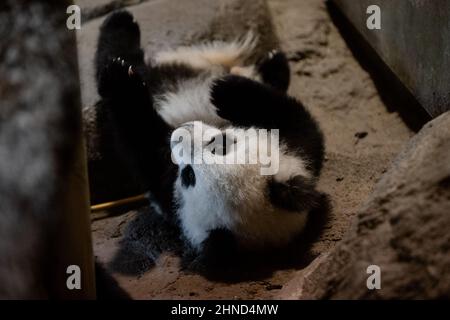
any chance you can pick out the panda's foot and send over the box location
[257,50,290,92]
[96,10,144,84]
[99,10,140,49]
[97,57,146,99]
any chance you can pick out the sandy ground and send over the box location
[91,0,414,299]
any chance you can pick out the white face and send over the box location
[170,121,311,251]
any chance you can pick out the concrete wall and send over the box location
[332,0,450,118]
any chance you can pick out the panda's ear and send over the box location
[268,175,322,212]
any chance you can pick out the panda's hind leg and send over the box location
[257,50,290,92]
[229,50,290,92]
[95,10,145,88]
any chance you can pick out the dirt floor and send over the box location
[92,0,414,299]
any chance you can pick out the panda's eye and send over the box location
[206,133,236,155]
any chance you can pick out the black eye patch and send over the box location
[181,165,196,188]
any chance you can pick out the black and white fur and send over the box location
[95,11,325,263]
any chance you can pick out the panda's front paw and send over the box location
[98,57,146,99]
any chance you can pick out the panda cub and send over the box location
[96,11,325,261]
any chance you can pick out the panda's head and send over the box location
[170,121,322,251]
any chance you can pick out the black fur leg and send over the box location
[94,10,175,214]
[95,10,144,87]
[258,50,290,92]
[97,57,174,213]
[268,175,322,212]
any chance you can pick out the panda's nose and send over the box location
[180,165,196,188]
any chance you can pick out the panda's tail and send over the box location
[95,10,145,83]
[154,31,258,70]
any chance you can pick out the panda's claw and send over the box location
[98,56,145,98]
[267,49,278,59]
